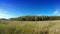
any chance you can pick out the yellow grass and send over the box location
[0,20,60,34]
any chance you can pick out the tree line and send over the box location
[9,16,60,21]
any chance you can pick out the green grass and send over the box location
[0,20,60,34]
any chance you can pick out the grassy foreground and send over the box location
[0,20,60,34]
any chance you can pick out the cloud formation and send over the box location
[0,9,15,19]
[53,10,58,15]
[53,10,60,16]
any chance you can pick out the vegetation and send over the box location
[0,20,60,34]
[0,16,60,34]
[9,16,60,21]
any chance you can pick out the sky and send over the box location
[0,0,60,19]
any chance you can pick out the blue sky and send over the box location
[0,0,60,19]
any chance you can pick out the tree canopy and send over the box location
[9,16,60,21]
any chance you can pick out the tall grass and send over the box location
[0,21,60,34]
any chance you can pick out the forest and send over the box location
[9,16,60,21]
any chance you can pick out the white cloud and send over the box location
[53,10,58,15]
[0,9,16,19]
[53,10,60,16]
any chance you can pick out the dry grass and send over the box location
[0,20,60,34]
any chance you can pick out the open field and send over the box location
[0,20,60,34]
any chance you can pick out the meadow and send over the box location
[0,20,60,34]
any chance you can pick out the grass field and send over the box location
[0,20,60,34]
